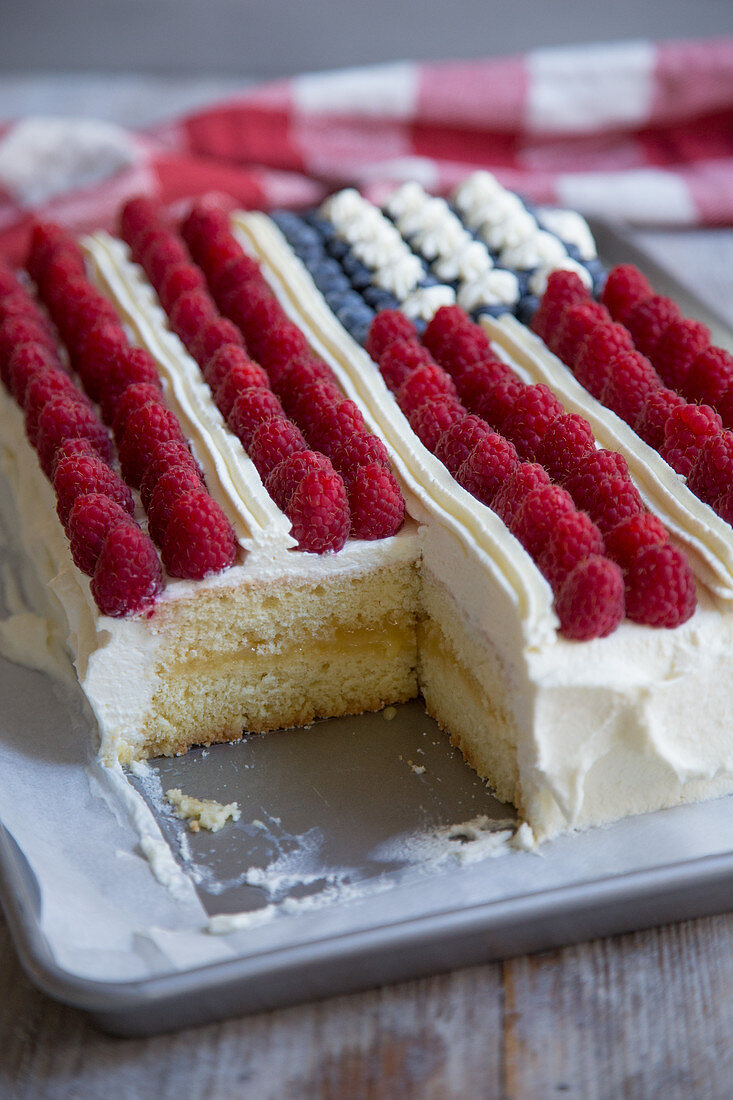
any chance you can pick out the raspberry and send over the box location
[554,555,625,640]
[229,387,284,448]
[435,414,493,475]
[561,449,629,504]
[227,290,286,357]
[36,395,112,477]
[431,328,493,379]
[143,235,189,290]
[715,485,733,526]
[397,362,457,415]
[0,265,21,298]
[148,466,207,545]
[409,396,465,451]
[119,401,186,487]
[600,264,653,324]
[582,474,645,535]
[422,305,474,361]
[455,359,518,412]
[0,290,43,326]
[162,490,237,578]
[601,349,661,426]
[718,387,733,432]
[266,450,332,510]
[347,463,405,539]
[168,289,217,350]
[537,511,605,588]
[203,343,256,392]
[0,317,56,380]
[623,543,696,628]
[510,484,577,559]
[191,317,245,367]
[286,466,351,553]
[551,301,610,365]
[687,429,733,507]
[256,320,310,375]
[500,383,565,462]
[91,521,162,615]
[54,451,133,528]
[112,382,166,442]
[58,294,120,355]
[378,338,432,393]
[634,387,686,450]
[75,322,129,402]
[140,439,202,509]
[158,263,206,313]
[660,403,722,477]
[38,245,87,296]
[249,416,307,478]
[455,432,518,507]
[50,437,100,479]
[603,512,668,570]
[286,378,344,434]
[180,204,230,256]
[26,221,71,281]
[492,463,551,527]
[625,295,682,360]
[574,322,635,398]
[209,254,263,303]
[215,358,270,420]
[535,413,596,482]
[684,346,733,407]
[195,230,244,276]
[67,493,136,576]
[8,344,60,405]
[24,369,80,444]
[98,346,163,425]
[653,318,710,391]
[131,226,171,267]
[302,398,366,456]
[329,432,391,477]
[365,310,417,362]
[473,376,524,433]
[531,271,589,342]
[119,196,166,251]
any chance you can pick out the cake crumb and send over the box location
[383,706,397,721]
[165,788,241,833]
[407,759,426,775]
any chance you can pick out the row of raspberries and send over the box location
[118,196,405,550]
[532,269,733,523]
[367,306,696,639]
[0,252,163,617]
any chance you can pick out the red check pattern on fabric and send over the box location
[0,37,732,262]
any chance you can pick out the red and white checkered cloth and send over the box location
[1,36,732,263]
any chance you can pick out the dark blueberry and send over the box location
[325,288,359,314]
[418,273,441,289]
[270,210,305,239]
[516,294,541,325]
[474,303,514,321]
[363,286,400,312]
[412,317,428,337]
[341,254,373,290]
[293,241,325,267]
[326,237,350,261]
[336,299,374,329]
[349,320,373,347]
[584,258,607,296]
[304,211,337,241]
[563,241,582,262]
[312,259,350,296]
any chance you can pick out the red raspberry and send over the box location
[531,271,589,342]
[687,429,733,507]
[422,305,474,361]
[455,359,518,412]
[603,512,668,570]
[162,490,237,578]
[660,403,722,477]
[265,450,332,510]
[718,386,733,432]
[131,227,172,267]
[574,322,635,398]
[0,265,21,298]
[582,474,645,535]
[148,466,207,545]
[550,301,610,365]
[535,413,596,482]
[623,543,696,628]
[119,401,186,487]
[492,463,551,527]
[203,343,256,392]
[431,328,493,379]
[625,295,682,360]
[119,196,166,251]
[50,437,101,478]
[561,448,630,503]
[26,221,71,281]
[168,289,217,350]
[195,230,244,277]
[600,264,653,324]
[653,318,710,391]
[684,346,733,407]
[303,398,366,456]
[715,485,733,526]
[634,387,686,450]
[112,382,166,442]
[500,383,565,462]
[435,414,493,475]
[227,290,286,357]
[286,466,351,554]
[272,356,336,406]
[8,344,60,405]
[191,317,245,367]
[510,483,577,560]
[474,376,523,433]
[249,416,307,478]
[142,235,189,290]
[67,493,136,576]
[256,320,310,375]
[455,432,518,507]
[397,362,458,416]
[286,378,343,434]
[555,555,625,640]
[0,317,57,380]
[0,290,43,325]
[158,263,206,313]
[537,511,605,588]
[38,247,88,298]
[91,522,163,616]
[601,349,661,426]
[140,439,202,509]
[24,369,80,444]
[59,295,120,356]
[209,254,263,303]
[229,387,284,448]
[347,463,405,540]
[378,338,432,393]
[409,396,465,451]
[98,346,162,425]
[215,358,270,420]
[180,204,230,256]
[36,395,112,476]
[365,310,417,362]
[330,432,391,477]
[75,322,129,402]
[54,452,133,528]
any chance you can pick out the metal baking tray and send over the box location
[1,226,732,1036]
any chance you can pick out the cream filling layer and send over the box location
[485,314,733,599]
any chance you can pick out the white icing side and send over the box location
[536,207,598,260]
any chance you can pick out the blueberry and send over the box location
[563,241,582,262]
[363,286,400,311]
[341,254,373,290]
[326,237,349,261]
[325,288,358,314]
[418,273,441,289]
[312,259,350,296]
[304,211,336,241]
[474,303,514,321]
[584,258,607,296]
[349,320,373,347]
[516,294,541,325]
[270,210,305,239]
